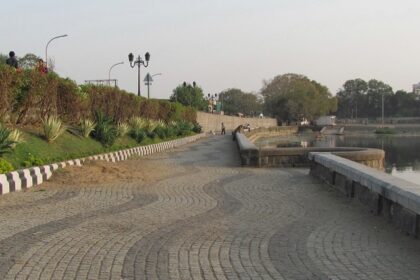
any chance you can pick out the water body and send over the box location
[256,134,420,185]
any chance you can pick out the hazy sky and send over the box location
[2,0,420,99]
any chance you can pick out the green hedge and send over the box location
[0,65,196,125]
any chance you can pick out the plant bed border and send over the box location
[0,133,206,195]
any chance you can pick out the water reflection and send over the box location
[256,134,420,184]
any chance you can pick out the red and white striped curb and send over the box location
[0,133,206,195]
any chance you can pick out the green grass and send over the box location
[374,127,397,135]
[1,128,195,171]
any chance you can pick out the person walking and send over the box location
[221,122,226,135]
[36,59,48,74]
[5,51,18,68]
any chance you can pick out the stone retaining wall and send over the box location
[309,152,420,238]
[197,112,277,132]
[245,126,298,142]
[0,133,206,195]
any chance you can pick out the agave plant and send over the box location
[153,120,168,139]
[92,112,118,147]
[79,119,96,138]
[42,116,66,143]
[0,126,15,156]
[117,122,130,137]
[129,116,147,131]
[129,117,147,143]
[7,129,24,149]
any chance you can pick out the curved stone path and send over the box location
[0,135,420,279]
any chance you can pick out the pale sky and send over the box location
[2,0,420,99]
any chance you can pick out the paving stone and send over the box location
[0,135,418,279]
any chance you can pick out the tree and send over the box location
[336,79,368,118]
[170,82,207,109]
[365,79,393,119]
[219,88,262,116]
[18,53,41,69]
[261,73,337,121]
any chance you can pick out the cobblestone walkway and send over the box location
[0,135,420,279]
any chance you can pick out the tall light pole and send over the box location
[128,52,150,97]
[45,34,68,70]
[108,61,124,86]
[144,73,162,99]
[382,92,385,127]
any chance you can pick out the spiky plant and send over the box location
[7,129,24,149]
[92,112,118,147]
[117,122,130,137]
[42,116,66,143]
[128,117,146,131]
[0,126,15,156]
[79,119,96,138]
[153,120,168,139]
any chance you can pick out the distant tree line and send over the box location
[336,78,420,119]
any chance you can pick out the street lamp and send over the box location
[108,61,124,86]
[207,93,218,113]
[128,52,150,97]
[45,34,68,70]
[144,73,162,99]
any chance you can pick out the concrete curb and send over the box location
[0,133,206,195]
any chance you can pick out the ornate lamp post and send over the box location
[45,34,68,70]
[108,61,124,86]
[128,52,150,97]
[207,93,218,113]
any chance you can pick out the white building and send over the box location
[315,116,336,126]
[413,82,420,95]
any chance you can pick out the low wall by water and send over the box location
[244,126,298,142]
[309,153,420,238]
[259,147,384,168]
[197,112,277,132]
[234,131,384,168]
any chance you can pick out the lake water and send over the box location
[256,134,420,185]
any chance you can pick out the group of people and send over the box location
[4,50,48,74]
[220,122,251,135]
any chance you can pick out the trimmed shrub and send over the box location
[0,158,13,174]
[22,153,45,168]
[42,116,66,143]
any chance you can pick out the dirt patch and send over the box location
[43,158,179,188]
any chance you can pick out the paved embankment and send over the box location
[0,135,419,279]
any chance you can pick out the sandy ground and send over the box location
[42,158,178,188]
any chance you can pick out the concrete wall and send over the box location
[259,147,384,168]
[245,126,299,142]
[309,152,420,238]
[197,112,277,132]
[234,131,384,169]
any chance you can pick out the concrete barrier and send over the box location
[235,131,384,168]
[259,147,384,168]
[309,152,420,238]
[245,126,299,142]
[197,112,277,132]
[0,133,207,196]
[235,133,259,166]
